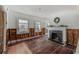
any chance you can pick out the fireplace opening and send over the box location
[49,30,63,44]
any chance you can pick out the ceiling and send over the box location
[4,5,79,18]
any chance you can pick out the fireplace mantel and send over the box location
[47,27,67,45]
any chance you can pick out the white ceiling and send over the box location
[4,5,79,18]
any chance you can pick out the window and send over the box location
[35,22,41,32]
[47,23,50,27]
[18,19,29,33]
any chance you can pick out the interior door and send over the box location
[0,10,4,53]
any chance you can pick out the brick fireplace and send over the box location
[47,27,67,45]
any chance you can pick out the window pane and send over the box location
[35,22,41,32]
[18,19,29,33]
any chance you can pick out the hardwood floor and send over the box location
[7,35,73,54]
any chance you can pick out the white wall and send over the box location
[7,7,79,29]
[7,9,48,29]
[47,11,79,29]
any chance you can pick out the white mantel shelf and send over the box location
[47,26,79,29]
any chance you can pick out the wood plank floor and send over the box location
[7,35,73,54]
